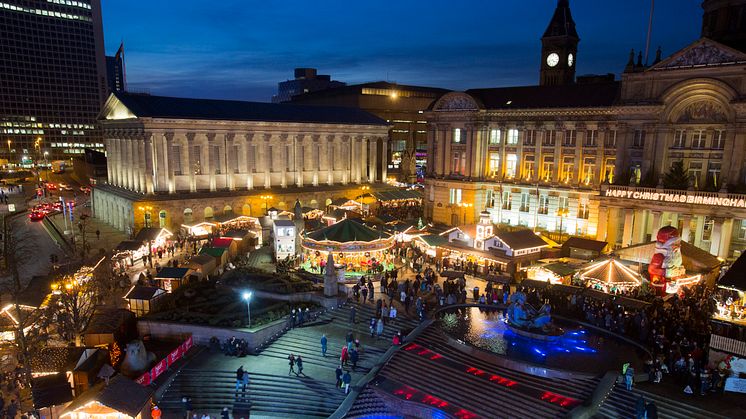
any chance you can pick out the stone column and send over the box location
[427,127,436,177]
[633,209,648,244]
[443,127,452,175]
[710,218,723,256]
[186,132,197,192]
[651,211,662,235]
[606,207,620,246]
[296,134,305,188]
[719,218,734,259]
[596,205,608,242]
[327,135,335,185]
[680,215,692,242]
[369,138,377,183]
[353,136,362,184]
[694,215,705,249]
[106,138,113,185]
[381,136,388,181]
[127,137,135,190]
[264,133,272,189]
[340,136,349,185]
[140,135,149,193]
[622,209,634,247]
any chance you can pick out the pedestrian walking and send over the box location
[235,366,244,393]
[389,306,397,323]
[369,317,376,337]
[361,286,368,303]
[341,345,349,366]
[321,334,328,357]
[335,365,343,389]
[182,396,193,419]
[376,317,384,339]
[350,348,359,371]
[241,370,250,395]
[221,407,230,419]
[349,306,356,324]
[343,370,352,394]
[288,354,296,375]
[296,355,304,376]
[95,229,101,240]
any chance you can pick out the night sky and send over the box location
[102,0,702,102]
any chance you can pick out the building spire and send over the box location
[543,0,578,39]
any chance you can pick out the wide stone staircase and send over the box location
[595,383,730,419]
[157,302,420,417]
[346,325,602,418]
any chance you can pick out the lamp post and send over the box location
[557,207,569,243]
[260,195,273,215]
[358,185,370,213]
[242,291,253,328]
[44,151,49,182]
[6,139,11,162]
[458,202,473,224]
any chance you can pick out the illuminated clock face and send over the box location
[546,53,560,67]
[568,53,574,67]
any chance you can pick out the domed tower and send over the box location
[540,0,579,86]
[702,0,746,51]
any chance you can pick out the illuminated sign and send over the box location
[603,189,746,208]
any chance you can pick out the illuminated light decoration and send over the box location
[540,391,579,408]
[576,257,643,288]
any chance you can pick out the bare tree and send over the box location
[47,267,107,345]
[1,218,43,386]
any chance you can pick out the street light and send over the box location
[358,185,370,212]
[557,207,569,243]
[242,291,253,328]
[458,202,473,224]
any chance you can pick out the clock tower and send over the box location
[540,0,579,86]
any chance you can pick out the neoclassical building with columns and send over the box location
[93,92,390,234]
[423,0,746,260]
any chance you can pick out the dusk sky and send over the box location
[102,0,703,102]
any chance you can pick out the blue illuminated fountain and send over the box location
[440,307,645,374]
[504,291,564,341]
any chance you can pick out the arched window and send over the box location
[183,208,193,223]
[242,204,252,216]
[159,210,167,228]
[204,207,214,219]
[223,205,233,215]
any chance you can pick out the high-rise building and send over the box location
[106,42,127,94]
[272,68,345,103]
[0,0,107,161]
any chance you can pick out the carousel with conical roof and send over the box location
[300,218,396,275]
[574,256,644,293]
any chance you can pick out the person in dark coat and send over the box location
[221,407,230,419]
[321,334,328,357]
[335,365,344,389]
[296,355,305,376]
[349,306,356,324]
[288,354,296,375]
[635,395,646,419]
[343,370,352,394]
[645,401,658,419]
[350,348,359,371]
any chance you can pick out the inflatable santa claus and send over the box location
[648,226,686,295]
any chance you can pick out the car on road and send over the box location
[45,182,57,191]
[28,210,45,221]
[79,186,91,194]
[58,182,73,191]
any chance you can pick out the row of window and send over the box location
[447,188,590,219]
[45,0,92,10]
[453,128,619,148]
[673,129,726,149]
[0,2,92,21]
[450,150,616,185]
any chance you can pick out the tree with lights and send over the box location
[48,270,106,345]
[662,161,691,190]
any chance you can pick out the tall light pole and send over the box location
[242,291,253,328]
[358,185,370,213]
[44,151,49,182]
[458,202,473,224]
[557,207,569,243]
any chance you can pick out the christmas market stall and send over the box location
[573,256,643,293]
[180,220,217,238]
[59,375,153,419]
[714,252,746,325]
[124,286,166,317]
[301,218,395,274]
[153,267,193,293]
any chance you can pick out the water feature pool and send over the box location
[439,306,646,375]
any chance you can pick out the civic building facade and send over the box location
[424,0,746,260]
[92,92,390,234]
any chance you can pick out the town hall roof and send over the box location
[465,81,619,110]
[106,92,389,126]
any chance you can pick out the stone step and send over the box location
[596,384,727,419]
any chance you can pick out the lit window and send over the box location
[488,152,500,176]
[505,154,517,178]
[507,129,519,145]
[713,130,725,149]
[449,188,462,204]
[584,130,597,147]
[673,129,686,148]
[453,128,462,143]
[489,129,501,144]
[691,129,706,149]
[563,130,576,147]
